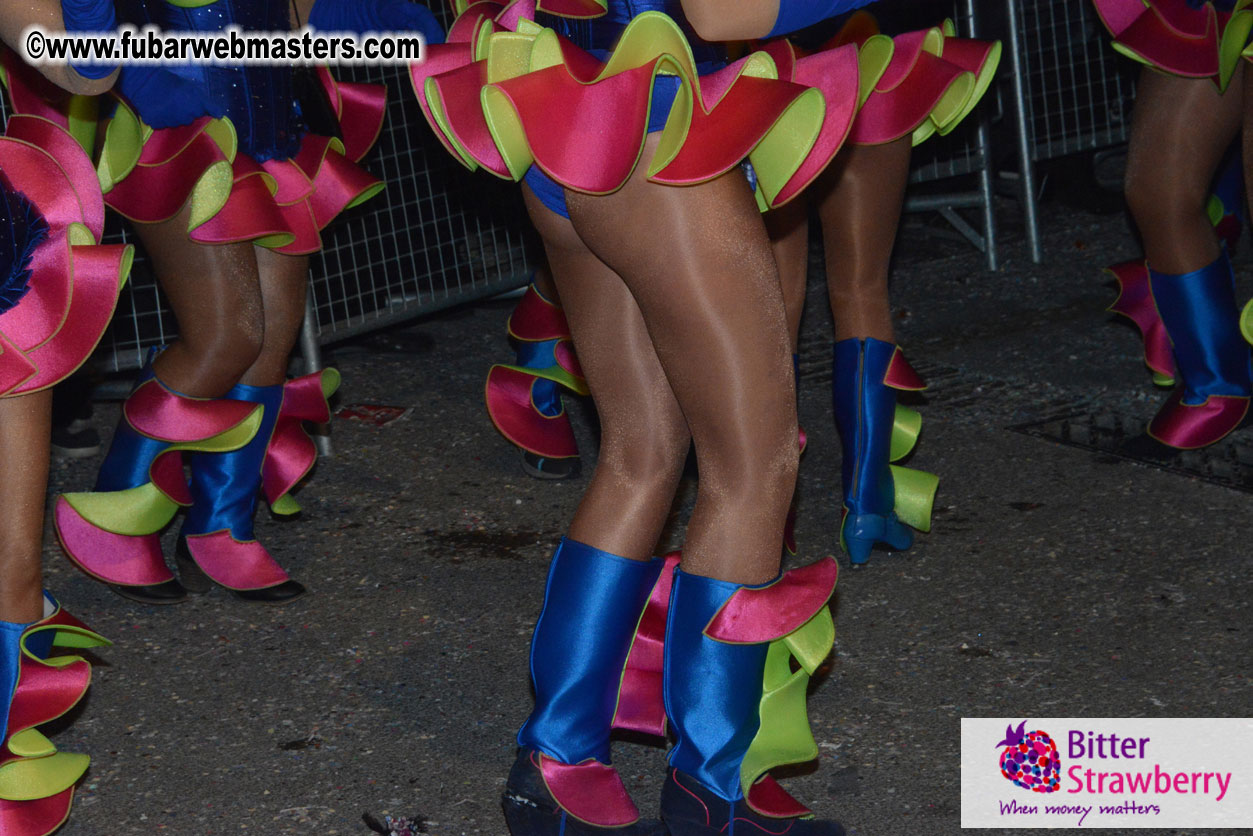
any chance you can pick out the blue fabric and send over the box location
[115,65,229,131]
[767,0,877,38]
[0,176,48,318]
[94,360,170,492]
[116,0,302,159]
[0,618,31,744]
[60,0,118,77]
[517,538,663,765]
[515,340,564,417]
[309,0,445,45]
[832,338,898,517]
[182,382,283,540]
[664,569,770,802]
[1149,252,1253,404]
[522,165,569,219]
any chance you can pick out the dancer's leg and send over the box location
[1125,69,1243,272]
[765,198,810,350]
[243,247,309,387]
[523,188,689,560]
[566,136,797,586]
[815,137,911,342]
[1124,69,1250,448]
[0,391,52,623]
[133,206,265,397]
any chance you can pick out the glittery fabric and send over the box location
[117,0,304,161]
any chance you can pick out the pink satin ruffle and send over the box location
[1093,0,1233,81]
[537,752,640,828]
[262,371,334,508]
[54,498,175,587]
[1107,260,1177,383]
[183,531,292,590]
[612,552,678,737]
[0,113,128,398]
[485,365,579,458]
[1148,391,1249,448]
[704,557,838,644]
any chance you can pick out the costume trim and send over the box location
[1095,0,1253,90]
[0,109,131,398]
[413,0,863,209]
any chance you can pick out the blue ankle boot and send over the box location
[831,338,937,565]
[660,560,844,834]
[504,539,674,835]
[176,383,306,603]
[1148,251,1252,449]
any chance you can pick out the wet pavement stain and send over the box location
[422,528,548,562]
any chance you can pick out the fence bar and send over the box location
[1006,0,1043,263]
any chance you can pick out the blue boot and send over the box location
[661,560,844,834]
[56,355,262,604]
[176,383,306,603]
[504,539,672,835]
[1148,251,1252,449]
[832,338,937,565]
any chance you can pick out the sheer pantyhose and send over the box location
[1125,67,1245,274]
[133,202,309,396]
[524,188,690,562]
[0,391,52,622]
[768,137,911,347]
[765,197,809,348]
[559,135,798,586]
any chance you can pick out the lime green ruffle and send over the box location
[739,603,836,795]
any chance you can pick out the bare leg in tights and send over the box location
[523,187,690,560]
[0,391,52,623]
[132,204,308,394]
[564,134,797,586]
[766,197,809,350]
[767,137,911,349]
[814,137,911,342]
[134,207,265,397]
[1125,68,1244,274]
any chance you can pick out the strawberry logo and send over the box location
[996,720,1061,793]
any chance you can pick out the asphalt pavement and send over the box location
[42,195,1252,835]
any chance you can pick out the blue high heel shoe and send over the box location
[832,338,937,565]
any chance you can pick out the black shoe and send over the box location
[502,749,663,836]
[50,425,102,459]
[175,537,308,605]
[660,769,846,836]
[521,451,581,480]
[108,579,188,605]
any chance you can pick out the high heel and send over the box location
[174,371,337,604]
[1146,251,1252,448]
[54,361,263,603]
[486,282,589,477]
[831,338,937,565]
[504,540,676,835]
[660,560,845,835]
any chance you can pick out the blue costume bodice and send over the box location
[117,0,305,160]
[535,0,723,71]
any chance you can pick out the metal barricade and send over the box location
[1005,0,1139,261]
[91,64,535,375]
[3,0,1014,372]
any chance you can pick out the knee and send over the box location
[1124,166,1207,233]
[598,419,691,494]
[699,422,800,504]
[183,315,265,382]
